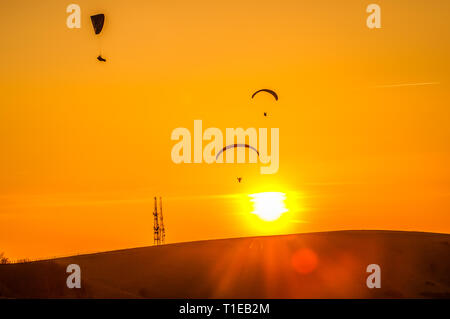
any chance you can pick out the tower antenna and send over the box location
[159,197,165,244]
[153,197,160,245]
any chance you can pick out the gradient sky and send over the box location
[1,0,449,260]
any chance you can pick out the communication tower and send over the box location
[153,197,160,245]
[159,197,165,244]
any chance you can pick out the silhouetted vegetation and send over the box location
[0,252,10,264]
[15,258,32,264]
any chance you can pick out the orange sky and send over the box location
[1,0,449,260]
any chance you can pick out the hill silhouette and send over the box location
[1,230,449,298]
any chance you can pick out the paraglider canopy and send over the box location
[216,144,260,161]
[97,55,106,62]
[251,89,278,101]
[90,14,105,34]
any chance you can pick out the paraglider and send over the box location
[215,144,260,161]
[90,14,106,62]
[237,177,242,183]
[252,89,278,117]
[251,89,278,101]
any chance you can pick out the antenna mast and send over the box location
[153,197,160,245]
[159,197,165,244]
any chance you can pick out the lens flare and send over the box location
[249,192,288,221]
[291,248,319,274]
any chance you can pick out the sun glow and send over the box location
[249,192,288,221]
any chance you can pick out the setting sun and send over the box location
[249,192,288,221]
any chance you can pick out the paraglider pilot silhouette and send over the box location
[90,14,106,62]
[216,144,260,183]
[251,89,278,117]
